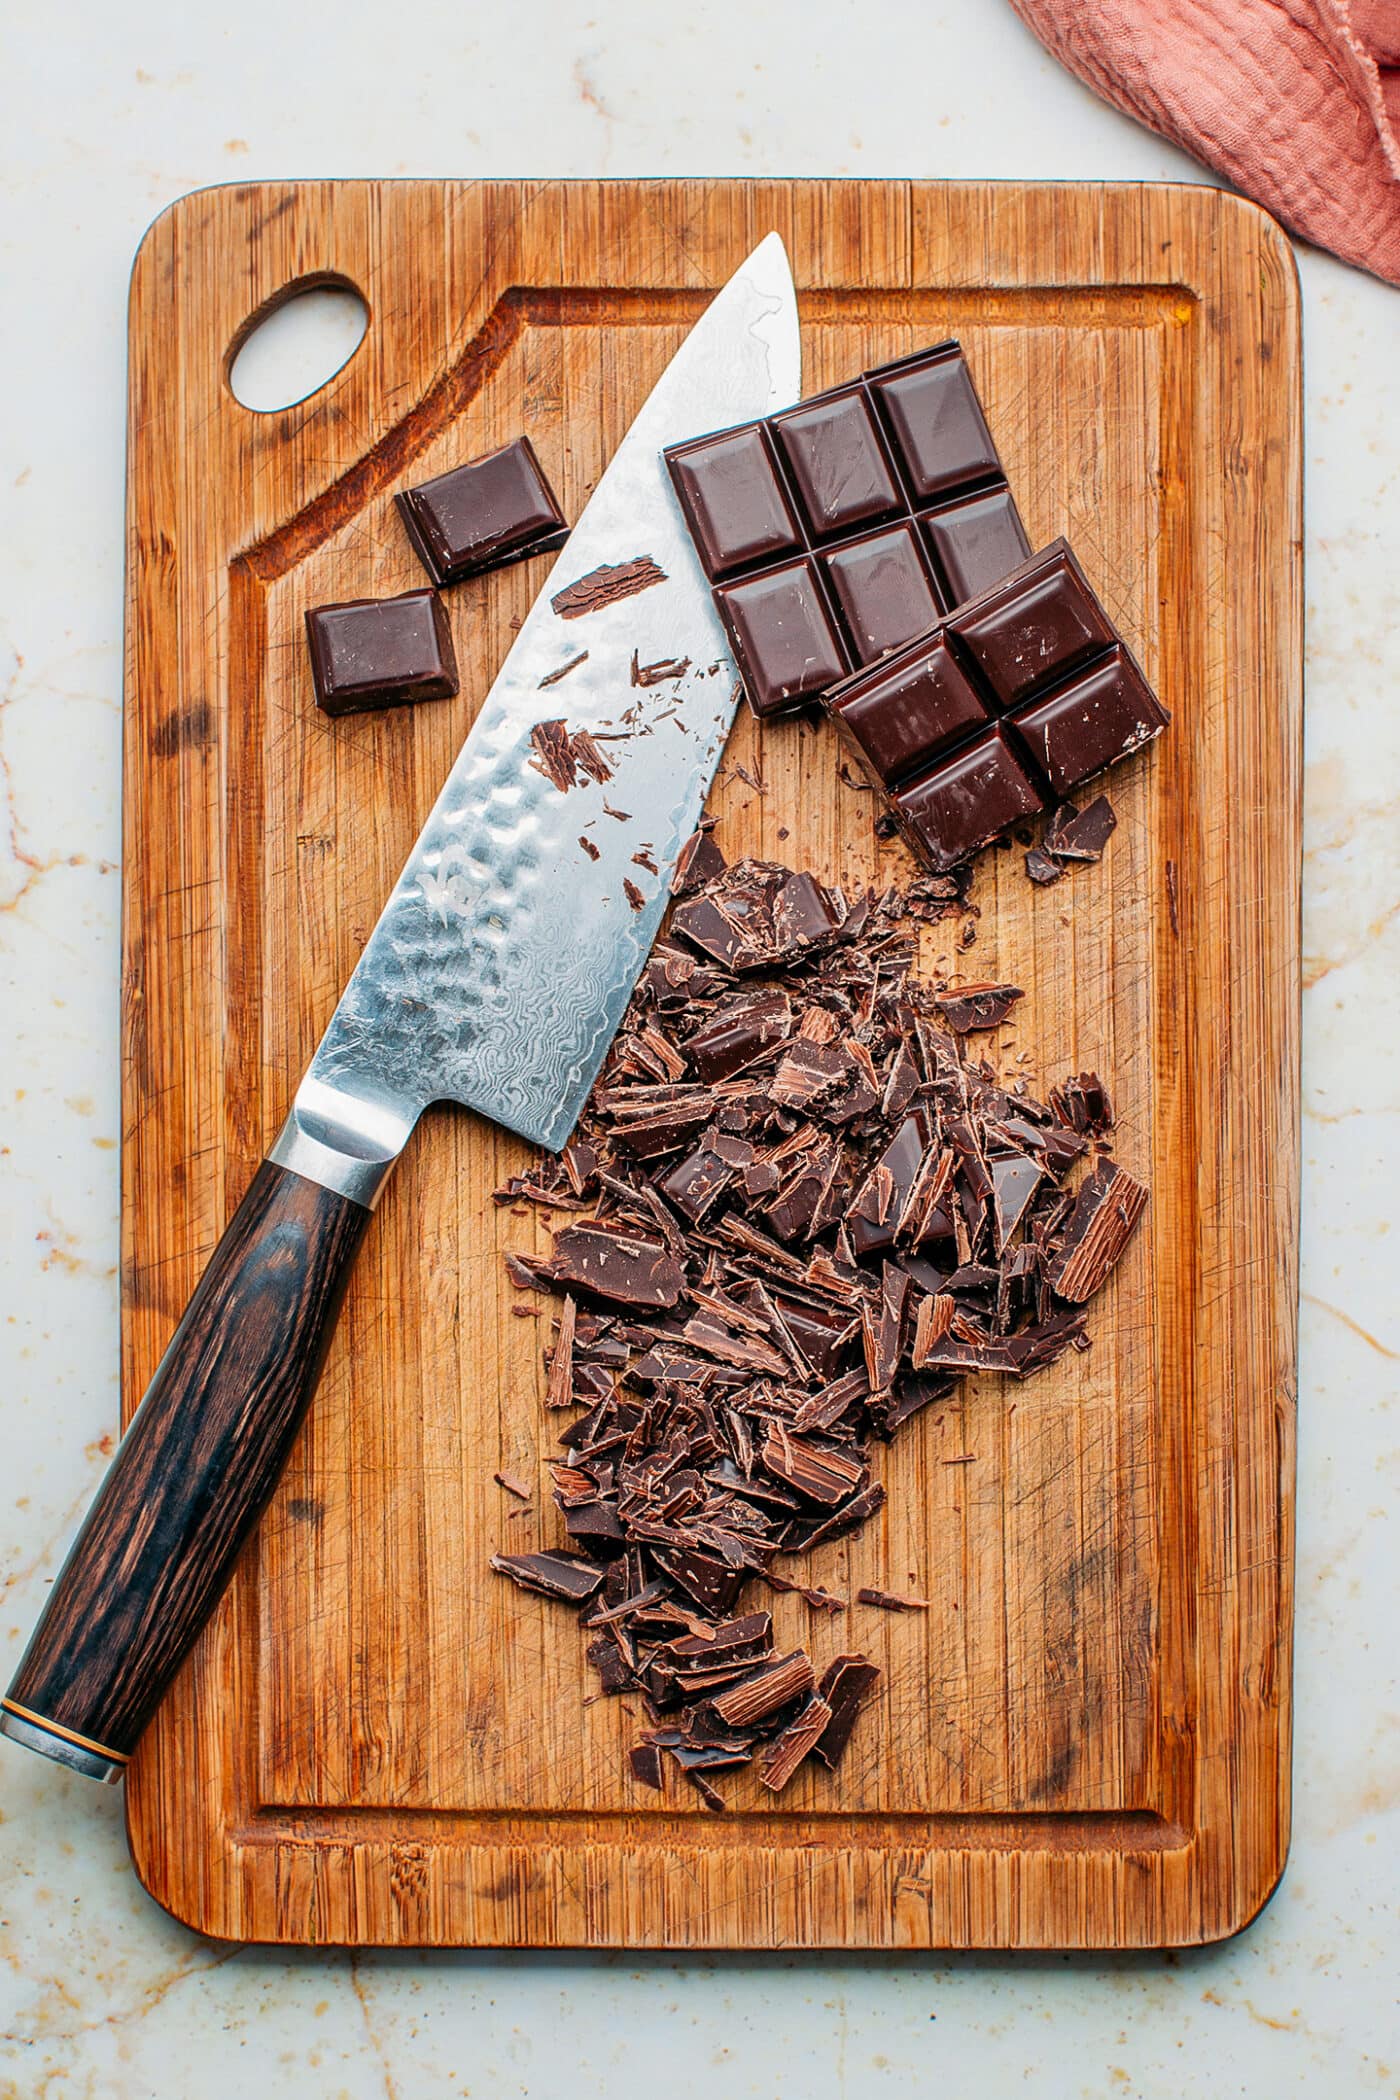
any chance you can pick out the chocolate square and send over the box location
[893,729,1045,873]
[1009,645,1169,794]
[953,541,1116,707]
[823,524,945,665]
[715,560,848,718]
[922,488,1033,608]
[871,348,1002,502]
[668,424,803,579]
[829,633,991,786]
[305,589,459,718]
[771,389,902,539]
[395,436,568,587]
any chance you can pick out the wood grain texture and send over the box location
[11,1163,370,1757]
[120,180,1301,1948]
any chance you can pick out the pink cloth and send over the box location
[1007,0,1400,286]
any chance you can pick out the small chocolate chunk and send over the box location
[759,1693,834,1792]
[1043,1158,1148,1302]
[628,1742,666,1791]
[933,982,1024,1034]
[813,1655,881,1770]
[305,589,458,717]
[687,989,793,1081]
[395,436,568,586]
[490,1551,606,1602]
[1044,794,1117,862]
[548,1221,684,1308]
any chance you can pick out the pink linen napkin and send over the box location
[1007,0,1400,286]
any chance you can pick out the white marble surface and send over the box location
[2,3,1397,2094]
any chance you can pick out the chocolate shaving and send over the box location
[934,983,1024,1034]
[539,651,589,689]
[856,1586,931,1612]
[551,556,667,620]
[623,878,647,913]
[491,841,1151,1801]
[631,651,692,686]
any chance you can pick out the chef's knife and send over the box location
[2,235,800,1783]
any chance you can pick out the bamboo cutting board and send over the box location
[121,180,1300,1947]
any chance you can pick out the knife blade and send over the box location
[1,236,801,1783]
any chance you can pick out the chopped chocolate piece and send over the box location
[1050,1071,1115,1139]
[989,1154,1043,1254]
[759,1693,834,1792]
[933,982,1024,1034]
[490,1551,606,1602]
[631,651,692,686]
[761,1427,866,1506]
[856,1585,931,1612]
[579,834,601,862]
[1024,845,1064,886]
[683,1767,727,1811]
[667,342,1030,721]
[493,1470,532,1500]
[1043,1158,1149,1302]
[813,1655,881,1770]
[529,718,577,793]
[395,436,568,586]
[687,989,793,1082]
[672,819,727,895]
[623,878,647,912]
[798,1481,886,1550]
[551,556,667,620]
[548,1222,684,1308]
[1044,794,1117,862]
[305,589,458,718]
[629,1742,666,1791]
[709,1649,814,1729]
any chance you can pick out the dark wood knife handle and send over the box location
[3,1160,371,1771]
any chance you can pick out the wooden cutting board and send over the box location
[120,180,1300,1948]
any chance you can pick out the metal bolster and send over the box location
[268,1077,417,1211]
[0,1705,125,1785]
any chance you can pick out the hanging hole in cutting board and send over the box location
[226,277,368,413]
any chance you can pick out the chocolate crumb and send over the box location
[856,1586,931,1612]
[631,651,692,687]
[579,835,601,862]
[623,878,647,913]
[494,1470,532,1500]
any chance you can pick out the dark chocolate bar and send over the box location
[396,436,569,587]
[305,588,458,718]
[825,539,1169,872]
[666,343,1031,717]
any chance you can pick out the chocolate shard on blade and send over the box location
[395,436,568,587]
[666,340,1030,720]
[813,1655,881,1770]
[490,1551,606,1602]
[550,556,667,621]
[1043,1158,1148,1303]
[305,589,458,718]
[934,982,1024,1034]
[547,1221,684,1308]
